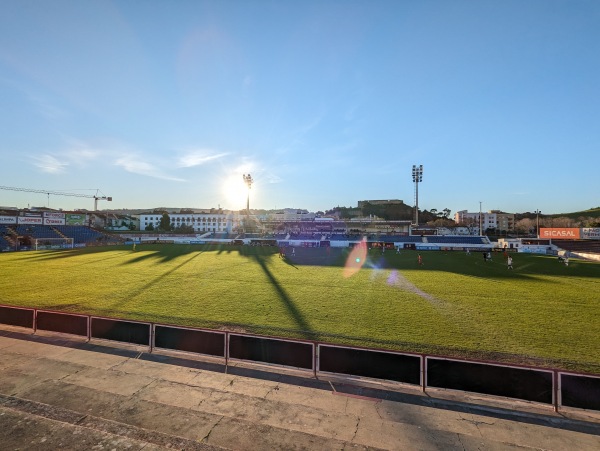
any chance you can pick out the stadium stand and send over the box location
[1,225,14,250]
[552,239,600,255]
[53,225,120,245]
[13,225,62,240]
[426,236,488,244]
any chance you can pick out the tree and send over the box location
[426,218,455,227]
[174,224,194,234]
[158,213,172,232]
[515,218,534,235]
[145,224,154,231]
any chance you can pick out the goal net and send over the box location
[34,237,75,250]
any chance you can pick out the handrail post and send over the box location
[422,355,427,393]
[554,370,559,413]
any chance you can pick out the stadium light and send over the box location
[535,209,541,239]
[243,174,253,217]
[412,165,423,225]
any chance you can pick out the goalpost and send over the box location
[34,237,75,250]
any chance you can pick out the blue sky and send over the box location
[1,0,598,215]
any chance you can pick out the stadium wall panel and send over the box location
[154,325,225,357]
[318,345,421,385]
[0,306,34,328]
[37,311,87,337]
[427,358,553,404]
[229,334,313,369]
[91,317,150,346]
[560,373,600,411]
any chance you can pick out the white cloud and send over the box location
[63,140,101,166]
[115,154,186,182]
[31,154,69,174]
[177,149,228,168]
[263,172,283,184]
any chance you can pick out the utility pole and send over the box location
[535,209,541,238]
[479,201,483,236]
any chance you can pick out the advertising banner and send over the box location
[44,218,66,225]
[0,216,17,224]
[18,216,43,224]
[65,214,86,225]
[539,228,580,239]
[44,212,65,219]
[581,228,600,240]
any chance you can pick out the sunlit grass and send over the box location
[0,244,598,372]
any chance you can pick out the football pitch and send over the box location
[0,244,598,373]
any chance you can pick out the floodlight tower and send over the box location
[534,209,541,238]
[243,174,253,217]
[412,165,423,225]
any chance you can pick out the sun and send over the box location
[222,174,249,209]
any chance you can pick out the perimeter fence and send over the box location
[1,304,598,413]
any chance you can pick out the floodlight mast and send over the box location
[412,165,423,225]
[242,174,253,217]
[534,209,542,238]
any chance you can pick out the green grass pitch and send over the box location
[0,244,598,373]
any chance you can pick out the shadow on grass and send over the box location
[238,246,314,339]
[9,244,599,282]
[114,251,204,305]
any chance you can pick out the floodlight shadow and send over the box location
[251,254,314,339]
[112,251,203,306]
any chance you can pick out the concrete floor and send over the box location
[1,326,599,450]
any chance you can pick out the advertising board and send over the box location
[581,228,600,240]
[65,214,86,225]
[43,212,65,219]
[17,216,43,224]
[44,218,66,225]
[0,216,17,224]
[539,228,580,239]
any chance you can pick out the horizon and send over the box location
[1,1,599,215]
[2,201,598,219]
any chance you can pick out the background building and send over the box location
[454,210,515,233]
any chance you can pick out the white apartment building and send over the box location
[137,213,239,233]
[260,209,316,222]
[454,210,515,232]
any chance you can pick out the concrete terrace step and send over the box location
[0,395,219,450]
[1,329,600,450]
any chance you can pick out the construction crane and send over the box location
[0,186,112,211]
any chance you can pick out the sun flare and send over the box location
[222,174,250,209]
